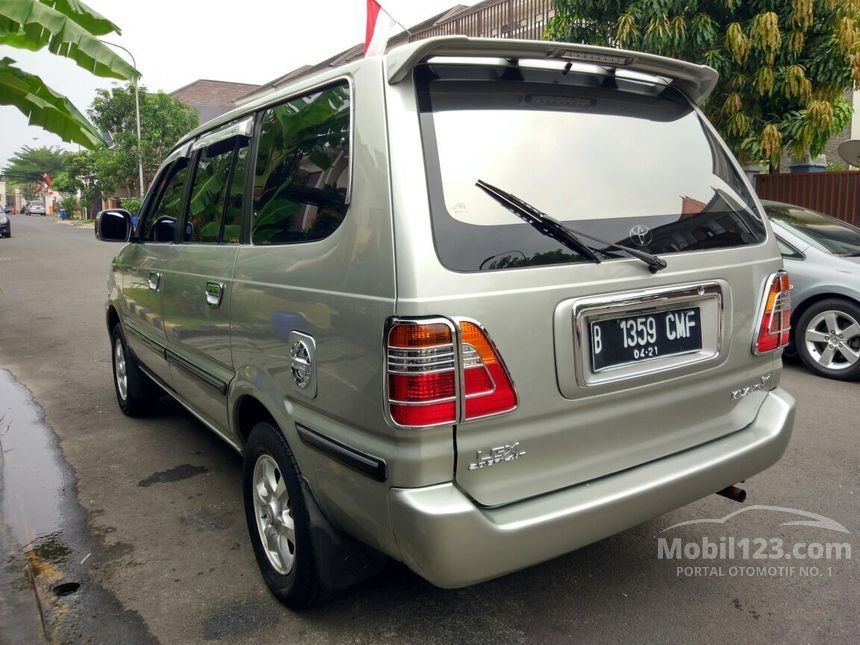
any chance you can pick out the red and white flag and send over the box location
[364,0,395,57]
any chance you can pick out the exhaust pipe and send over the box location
[717,485,746,503]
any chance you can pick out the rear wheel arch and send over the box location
[791,292,860,333]
[106,305,121,336]
[234,394,279,448]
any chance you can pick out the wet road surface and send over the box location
[0,214,857,643]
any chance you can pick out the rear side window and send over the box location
[142,159,189,243]
[416,64,766,272]
[251,82,350,245]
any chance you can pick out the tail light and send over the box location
[386,318,518,428]
[753,271,791,354]
[460,320,518,420]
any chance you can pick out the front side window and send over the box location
[185,138,243,244]
[416,64,766,272]
[251,82,350,245]
[142,159,189,243]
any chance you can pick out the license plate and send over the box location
[590,307,702,371]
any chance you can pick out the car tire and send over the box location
[110,324,160,416]
[242,422,324,610]
[795,298,860,381]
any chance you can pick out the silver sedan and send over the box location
[762,200,860,380]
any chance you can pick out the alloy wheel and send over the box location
[114,337,128,401]
[252,454,296,575]
[803,309,860,371]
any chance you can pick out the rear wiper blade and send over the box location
[475,179,601,265]
[476,179,667,273]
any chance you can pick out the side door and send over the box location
[120,151,191,385]
[160,120,252,433]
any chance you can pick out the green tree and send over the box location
[0,0,138,147]
[2,144,67,182]
[2,144,68,200]
[51,148,102,212]
[547,0,860,166]
[86,83,199,195]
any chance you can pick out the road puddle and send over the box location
[0,368,155,642]
[0,368,78,639]
[0,369,68,550]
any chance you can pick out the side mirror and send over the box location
[95,209,132,242]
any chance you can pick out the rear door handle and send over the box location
[148,272,161,292]
[205,281,224,307]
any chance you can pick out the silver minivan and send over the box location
[96,37,796,608]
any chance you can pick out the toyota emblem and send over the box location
[629,224,652,246]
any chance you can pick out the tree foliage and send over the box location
[86,83,199,195]
[547,0,860,164]
[0,0,138,148]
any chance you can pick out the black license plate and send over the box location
[590,307,702,371]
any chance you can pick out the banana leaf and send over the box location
[0,0,138,80]
[43,0,120,36]
[0,57,103,148]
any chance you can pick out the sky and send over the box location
[0,0,476,167]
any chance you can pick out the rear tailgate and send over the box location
[444,253,779,506]
[384,49,782,507]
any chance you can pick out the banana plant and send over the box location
[0,0,139,148]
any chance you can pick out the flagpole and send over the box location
[375,1,412,36]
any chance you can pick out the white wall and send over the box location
[853,90,860,140]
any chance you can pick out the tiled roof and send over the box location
[170,79,261,107]
[234,4,470,104]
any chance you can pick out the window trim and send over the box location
[181,131,251,246]
[247,77,354,247]
[136,156,192,245]
[776,234,805,260]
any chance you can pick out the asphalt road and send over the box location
[0,214,857,644]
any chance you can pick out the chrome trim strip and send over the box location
[571,281,724,388]
[165,350,228,395]
[295,423,387,482]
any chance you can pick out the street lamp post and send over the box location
[100,41,144,199]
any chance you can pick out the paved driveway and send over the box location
[0,214,857,643]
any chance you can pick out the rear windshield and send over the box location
[764,203,860,257]
[416,64,766,272]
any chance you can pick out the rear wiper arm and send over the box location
[476,179,667,273]
[475,179,602,265]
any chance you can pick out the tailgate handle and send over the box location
[205,281,224,307]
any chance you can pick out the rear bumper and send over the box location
[389,387,795,588]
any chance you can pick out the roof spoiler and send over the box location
[385,36,718,104]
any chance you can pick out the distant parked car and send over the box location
[762,200,860,381]
[25,202,46,216]
[0,211,10,238]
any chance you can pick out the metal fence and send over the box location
[410,0,555,42]
[755,172,860,226]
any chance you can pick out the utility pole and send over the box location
[100,41,144,199]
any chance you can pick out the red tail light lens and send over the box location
[385,318,518,428]
[753,271,791,354]
[460,321,518,420]
[386,321,457,427]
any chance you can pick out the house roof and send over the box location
[170,79,261,107]
[234,4,470,105]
